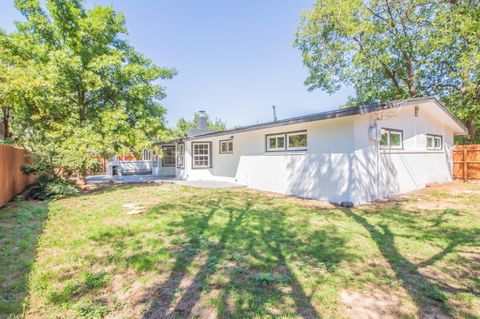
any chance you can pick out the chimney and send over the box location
[197,110,208,130]
[272,105,278,122]
[188,110,212,137]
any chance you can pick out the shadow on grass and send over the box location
[342,208,480,318]
[0,200,49,317]
[141,193,358,318]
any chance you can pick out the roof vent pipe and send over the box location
[197,110,208,130]
[272,105,277,122]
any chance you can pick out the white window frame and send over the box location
[266,134,286,152]
[380,128,403,149]
[287,131,307,151]
[427,134,443,150]
[176,143,185,168]
[192,142,211,169]
[219,139,233,154]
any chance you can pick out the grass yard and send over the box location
[0,182,479,319]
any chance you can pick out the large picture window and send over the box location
[266,131,307,152]
[176,143,185,168]
[162,145,176,167]
[427,134,443,150]
[380,128,403,149]
[192,142,211,168]
[219,139,233,154]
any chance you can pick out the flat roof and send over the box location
[155,97,467,145]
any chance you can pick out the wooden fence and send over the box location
[453,144,480,180]
[0,145,36,207]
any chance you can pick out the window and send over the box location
[427,134,442,150]
[267,134,285,151]
[176,143,185,168]
[266,131,307,152]
[380,128,403,149]
[192,142,211,168]
[219,139,233,154]
[287,132,307,150]
[162,145,176,167]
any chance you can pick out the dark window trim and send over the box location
[176,143,185,169]
[162,145,176,167]
[191,141,212,169]
[219,139,233,154]
[380,128,404,149]
[265,130,307,152]
[426,134,443,150]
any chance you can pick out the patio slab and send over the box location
[175,180,244,189]
[86,175,244,189]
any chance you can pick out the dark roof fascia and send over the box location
[154,97,466,145]
[180,103,384,141]
[153,139,183,146]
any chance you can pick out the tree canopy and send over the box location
[172,112,226,138]
[1,0,175,181]
[295,0,479,142]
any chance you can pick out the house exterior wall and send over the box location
[176,101,457,204]
[153,158,176,177]
[352,103,455,203]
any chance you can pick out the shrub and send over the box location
[21,152,79,200]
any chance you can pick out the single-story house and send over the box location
[153,97,466,205]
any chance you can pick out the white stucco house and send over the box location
[152,97,466,205]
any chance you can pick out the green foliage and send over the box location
[1,0,175,178]
[24,174,79,200]
[295,0,480,142]
[172,112,226,138]
[253,273,292,286]
[22,150,79,200]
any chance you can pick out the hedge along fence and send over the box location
[0,145,36,207]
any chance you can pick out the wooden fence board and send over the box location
[0,145,36,207]
[453,144,480,180]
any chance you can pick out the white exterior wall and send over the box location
[177,101,458,204]
[352,104,455,203]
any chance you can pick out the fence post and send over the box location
[463,148,467,182]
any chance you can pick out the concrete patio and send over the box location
[86,175,244,189]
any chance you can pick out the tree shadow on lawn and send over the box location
[342,207,480,318]
[142,194,358,319]
[0,201,50,318]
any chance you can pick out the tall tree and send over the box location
[430,1,480,141]
[294,0,479,141]
[0,31,47,141]
[9,0,175,182]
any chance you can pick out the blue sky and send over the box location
[0,0,353,128]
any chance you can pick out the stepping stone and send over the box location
[123,203,142,209]
[127,209,144,215]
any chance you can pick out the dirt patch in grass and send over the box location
[341,287,418,319]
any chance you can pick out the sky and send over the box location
[0,0,353,128]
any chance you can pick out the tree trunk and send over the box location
[79,108,86,123]
[1,106,10,139]
[76,173,86,185]
[466,118,477,143]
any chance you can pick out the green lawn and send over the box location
[1,182,479,318]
